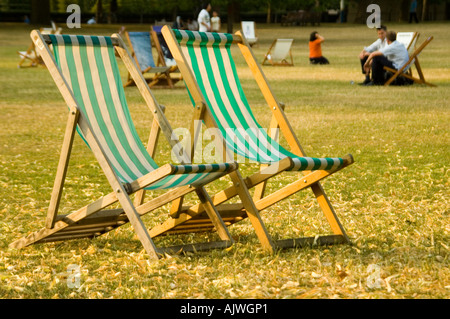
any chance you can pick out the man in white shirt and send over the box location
[363,31,410,85]
[359,25,387,85]
[198,3,212,32]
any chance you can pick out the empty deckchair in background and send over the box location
[241,21,258,46]
[9,30,260,260]
[396,32,419,54]
[162,27,354,252]
[122,28,179,88]
[17,27,61,68]
[262,38,294,66]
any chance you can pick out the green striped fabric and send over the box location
[49,34,232,189]
[173,29,344,171]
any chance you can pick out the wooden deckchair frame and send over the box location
[161,26,354,252]
[9,30,262,260]
[384,36,435,87]
[262,38,294,66]
[122,28,179,88]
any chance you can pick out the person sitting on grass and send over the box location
[363,31,410,86]
[309,31,329,65]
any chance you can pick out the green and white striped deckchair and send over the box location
[9,30,253,260]
[162,26,355,250]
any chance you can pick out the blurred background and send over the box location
[1,0,449,33]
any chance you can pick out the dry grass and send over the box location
[0,21,448,299]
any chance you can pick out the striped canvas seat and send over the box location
[49,34,232,189]
[172,29,344,172]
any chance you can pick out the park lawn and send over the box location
[0,21,448,299]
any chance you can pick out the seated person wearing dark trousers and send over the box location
[359,25,387,85]
[363,31,409,86]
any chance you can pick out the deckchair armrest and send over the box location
[171,162,238,174]
[342,154,354,166]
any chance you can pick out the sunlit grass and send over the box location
[0,22,448,299]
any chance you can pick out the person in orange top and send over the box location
[309,31,329,64]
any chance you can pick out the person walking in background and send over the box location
[198,3,212,32]
[211,11,221,32]
[309,31,329,65]
[409,0,419,23]
[358,25,387,85]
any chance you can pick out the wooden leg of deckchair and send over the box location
[124,71,134,87]
[46,108,79,229]
[310,182,350,243]
[253,164,269,201]
[115,188,161,260]
[414,58,425,83]
[134,112,163,207]
[384,73,398,86]
[195,187,233,242]
[168,103,203,218]
[254,104,283,201]
[229,170,275,253]
[414,58,435,86]
[165,70,174,89]
[169,197,184,218]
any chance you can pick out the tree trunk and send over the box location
[31,0,50,25]
[227,1,238,33]
[96,0,103,24]
[422,0,427,21]
[266,2,271,24]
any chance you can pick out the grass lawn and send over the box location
[0,21,448,299]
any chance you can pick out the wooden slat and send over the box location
[195,187,233,242]
[46,107,80,229]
